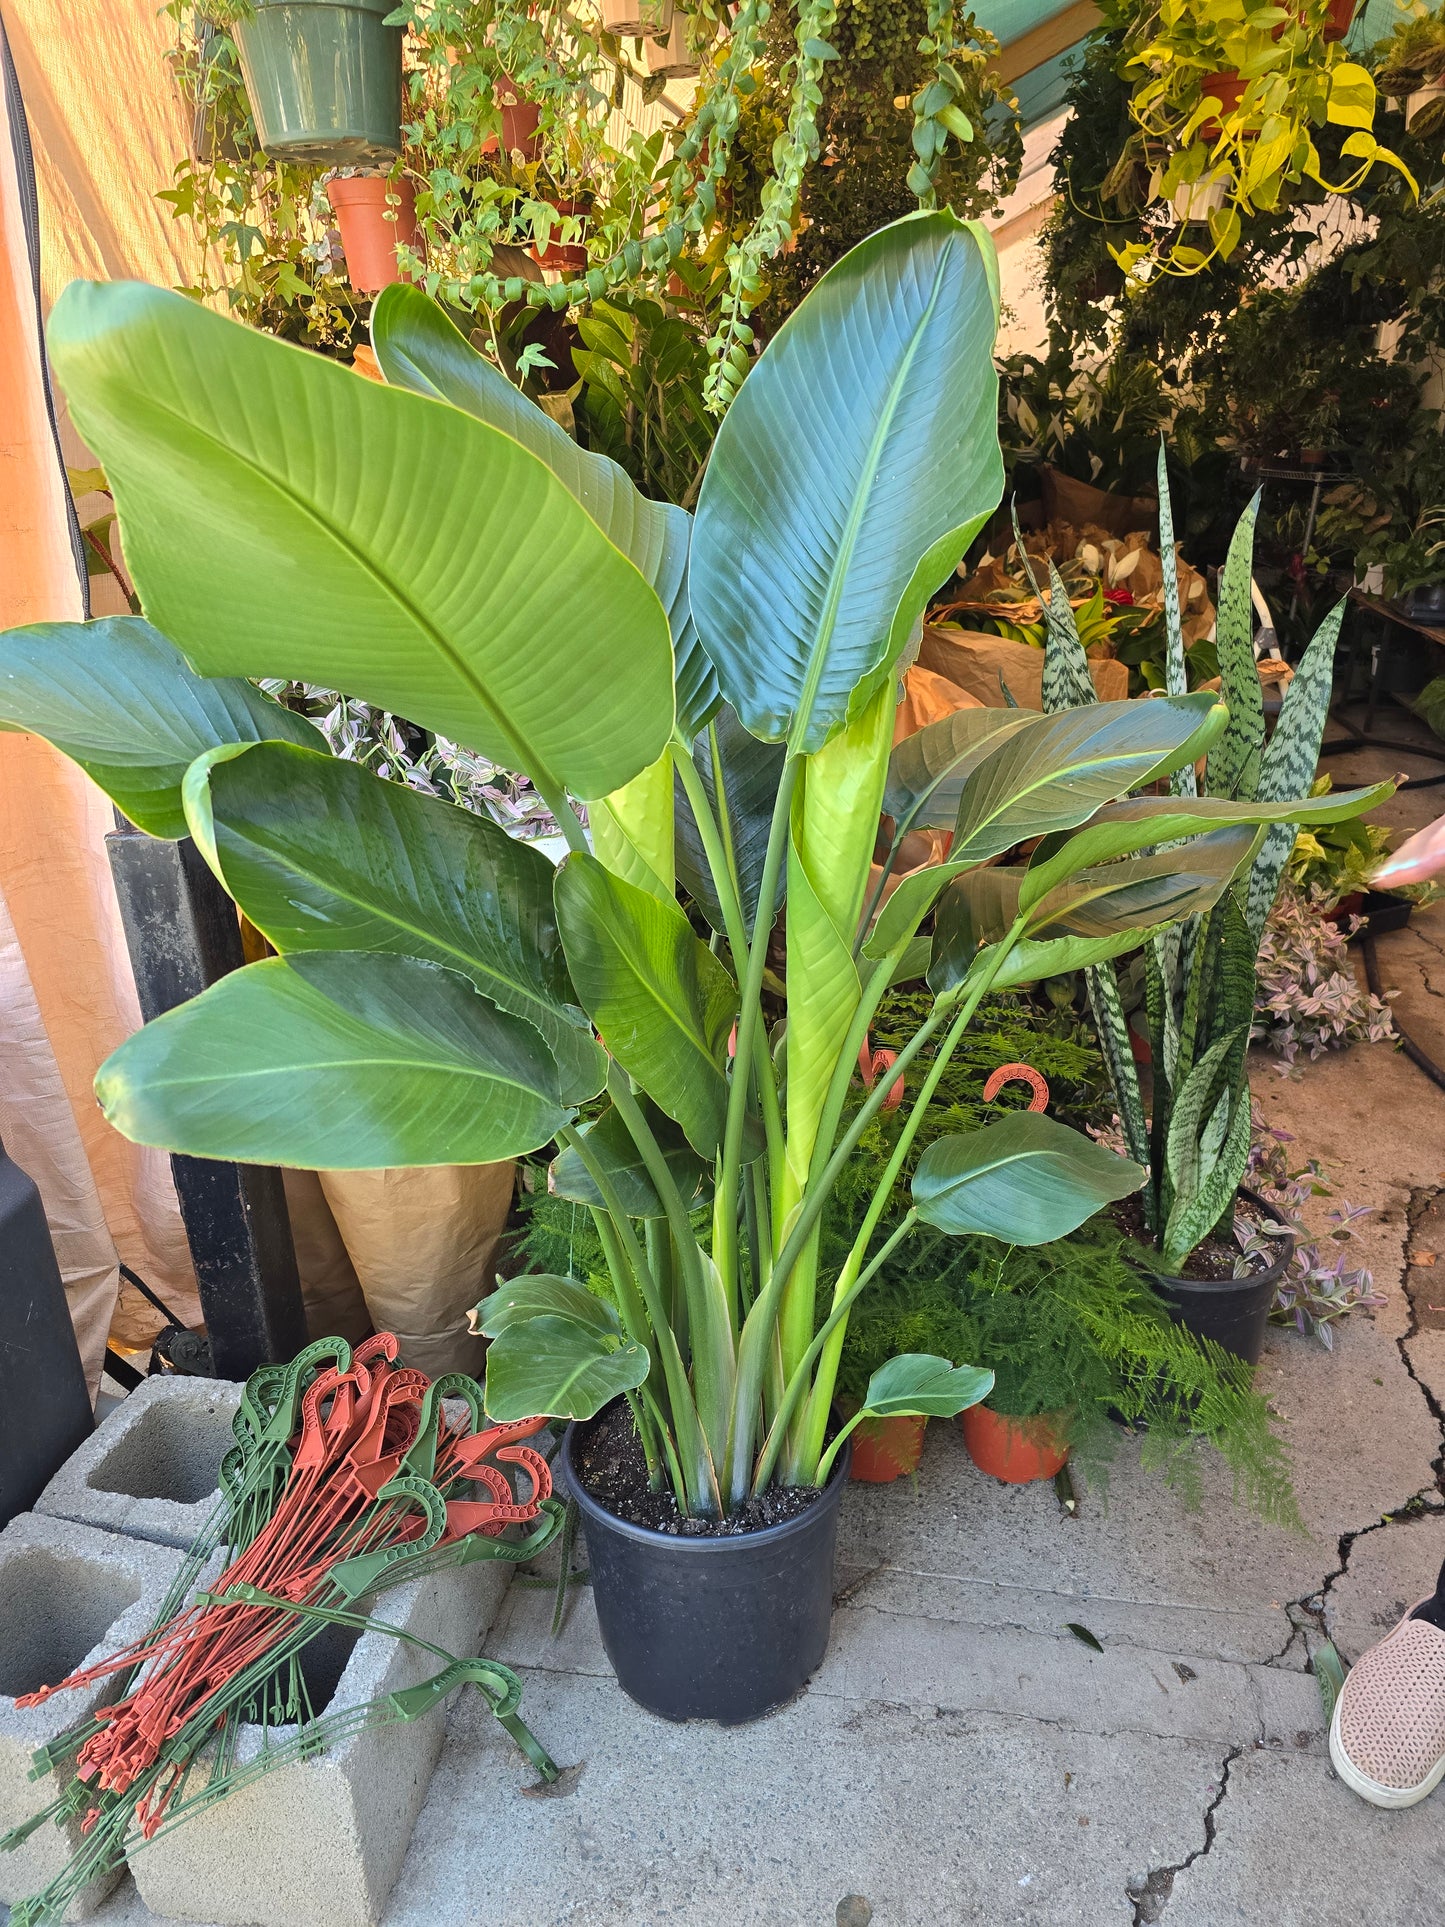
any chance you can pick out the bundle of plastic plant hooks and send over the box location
[1,1334,563,1926]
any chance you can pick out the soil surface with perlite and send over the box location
[571,1404,827,1537]
[1111,1193,1273,1282]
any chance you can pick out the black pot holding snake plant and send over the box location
[0,210,1387,1721]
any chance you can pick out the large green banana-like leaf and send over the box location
[882,707,1033,832]
[863,695,1225,958]
[589,750,676,901]
[1205,493,1264,803]
[95,952,582,1166]
[953,695,1224,861]
[855,1354,994,1420]
[674,705,788,939]
[0,617,320,838]
[1020,780,1394,909]
[928,829,1258,993]
[971,925,1185,991]
[549,1099,709,1219]
[183,738,602,1099]
[371,284,719,740]
[553,851,739,1155]
[1245,602,1348,938]
[912,1113,1144,1243]
[691,212,1003,753]
[478,1273,624,1338]
[50,280,674,800]
[482,1313,651,1422]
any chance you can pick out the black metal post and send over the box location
[105,823,308,1378]
[0,1137,93,1526]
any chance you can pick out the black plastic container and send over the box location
[0,1139,92,1527]
[1137,1187,1293,1366]
[561,1419,850,1724]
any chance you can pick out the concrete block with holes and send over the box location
[0,1513,183,1920]
[129,1554,517,1927]
[34,1374,241,1552]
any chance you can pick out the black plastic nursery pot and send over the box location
[560,1417,850,1725]
[1137,1186,1293,1366]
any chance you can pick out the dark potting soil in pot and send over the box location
[571,1404,825,1537]
[1109,1192,1271,1283]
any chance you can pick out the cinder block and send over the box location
[0,1514,183,1920]
[130,1554,516,1927]
[35,1375,241,1551]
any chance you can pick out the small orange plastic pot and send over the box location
[848,1413,926,1484]
[326,175,417,293]
[961,1405,1069,1484]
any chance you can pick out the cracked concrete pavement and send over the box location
[48,712,1445,1927]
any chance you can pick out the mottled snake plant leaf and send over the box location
[1245,601,1348,937]
[1012,502,1095,714]
[691,211,1004,753]
[0,617,320,839]
[912,1112,1144,1243]
[49,280,674,800]
[1205,491,1265,803]
[95,953,583,1167]
[182,738,603,1101]
[371,283,718,739]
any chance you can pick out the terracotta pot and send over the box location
[491,78,541,161]
[962,1405,1069,1484]
[531,240,589,273]
[326,174,417,294]
[848,1413,926,1484]
[1323,0,1357,41]
[1198,70,1246,140]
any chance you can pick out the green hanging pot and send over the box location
[233,0,403,165]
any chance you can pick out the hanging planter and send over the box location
[848,1412,926,1483]
[326,174,418,293]
[601,0,673,41]
[1406,83,1445,131]
[493,76,543,163]
[644,12,699,80]
[961,1405,1069,1485]
[233,0,403,164]
[1322,0,1358,42]
[1171,169,1229,224]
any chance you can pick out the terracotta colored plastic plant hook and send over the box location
[982,1062,1049,1112]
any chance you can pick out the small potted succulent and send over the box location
[231,0,403,163]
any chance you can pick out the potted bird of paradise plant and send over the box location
[0,213,1386,1726]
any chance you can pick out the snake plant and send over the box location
[1024,445,1393,1272]
[0,214,1386,1518]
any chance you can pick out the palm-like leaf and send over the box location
[50,280,674,800]
[0,617,319,838]
[184,738,602,1098]
[95,953,586,1167]
[691,212,1003,752]
[371,284,718,738]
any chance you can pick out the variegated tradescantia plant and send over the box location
[0,214,1387,1519]
[1003,446,1392,1273]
